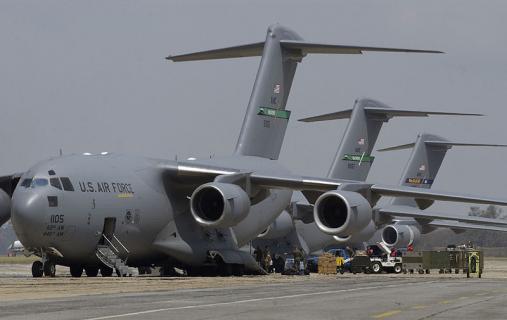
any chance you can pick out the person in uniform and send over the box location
[292,246,301,272]
[254,246,263,268]
[264,252,273,273]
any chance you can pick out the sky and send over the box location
[1,0,507,213]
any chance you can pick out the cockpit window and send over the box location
[31,178,48,188]
[60,177,74,191]
[50,178,62,190]
[20,178,33,188]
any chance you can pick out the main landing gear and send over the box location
[68,265,113,277]
[31,260,56,278]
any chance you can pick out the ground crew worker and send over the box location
[254,246,263,268]
[292,246,301,271]
[265,252,273,273]
[263,246,270,270]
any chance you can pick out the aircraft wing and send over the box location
[379,205,507,226]
[370,184,507,206]
[428,220,507,233]
[0,173,22,197]
[164,161,507,205]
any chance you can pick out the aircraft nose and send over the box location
[11,192,46,242]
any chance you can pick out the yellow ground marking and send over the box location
[411,305,427,309]
[439,300,451,304]
[371,310,401,319]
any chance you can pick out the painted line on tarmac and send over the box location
[411,305,428,309]
[84,281,439,320]
[371,309,401,319]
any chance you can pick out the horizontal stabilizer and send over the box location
[379,205,507,227]
[167,42,265,62]
[378,140,507,152]
[279,40,443,55]
[167,40,442,62]
[299,107,481,122]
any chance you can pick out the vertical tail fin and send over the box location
[298,99,479,181]
[167,24,442,160]
[234,25,302,159]
[377,134,507,208]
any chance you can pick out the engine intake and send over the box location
[314,190,372,236]
[190,182,250,228]
[382,224,420,247]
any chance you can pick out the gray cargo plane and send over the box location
[2,25,506,278]
[374,134,507,247]
[255,101,507,255]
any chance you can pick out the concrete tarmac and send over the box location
[1,258,507,319]
[1,275,507,320]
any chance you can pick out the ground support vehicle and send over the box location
[369,256,403,274]
[402,249,483,277]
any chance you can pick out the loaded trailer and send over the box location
[402,248,483,277]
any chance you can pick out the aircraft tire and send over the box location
[231,264,245,277]
[100,266,114,277]
[85,266,99,277]
[70,265,83,278]
[43,262,56,277]
[218,263,233,277]
[32,261,43,278]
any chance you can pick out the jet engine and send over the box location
[314,190,372,236]
[257,210,293,239]
[190,182,250,228]
[0,189,11,227]
[333,220,376,245]
[381,224,421,247]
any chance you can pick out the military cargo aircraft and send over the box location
[255,101,507,255]
[1,24,506,278]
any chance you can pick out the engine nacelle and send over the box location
[257,210,293,239]
[0,189,11,227]
[190,182,250,228]
[333,220,376,245]
[382,224,421,247]
[314,190,372,236]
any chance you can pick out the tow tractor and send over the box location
[367,242,403,274]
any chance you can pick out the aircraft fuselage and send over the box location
[11,153,292,269]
